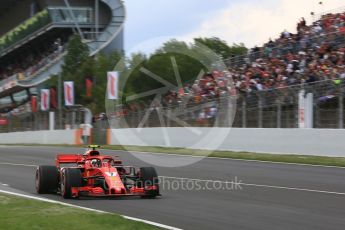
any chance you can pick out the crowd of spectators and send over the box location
[0,37,66,82]
[231,11,345,94]
[161,71,231,106]
[158,10,345,108]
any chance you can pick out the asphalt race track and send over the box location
[0,146,345,230]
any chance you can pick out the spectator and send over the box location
[0,36,69,82]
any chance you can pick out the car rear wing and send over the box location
[56,154,84,166]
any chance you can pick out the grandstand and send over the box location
[0,0,125,114]
[113,9,345,130]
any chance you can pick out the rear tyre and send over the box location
[61,168,82,199]
[137,167,159,198]
[35,166,59,194]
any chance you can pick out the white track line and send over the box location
[122,216,182,230]
[0,189,182,230]
[1,161,343,196]
[0,162,38,167]
[160,176,345,196]
[0,189,108,213]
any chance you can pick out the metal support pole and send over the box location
[79,109,83,127]
[26,88,31,98]
[9,94,16,105]
[339,93,343,129]
[64,0,84,39]
[224,95,231,127]
[72,111,76,129]
[34,113,38,130]
[294,104,298,128]
[277,101,282,128]
[37,112,40,130]
[167,109,171,127]
[8,113,12,133]
[49,112,55,130]
[58,72,62,129]
[31,113,34,131]
[305,93,314,128]
[315,103,320,128]
[242,100,246,128]
[138,111,142,128]
[258,96,263,128]
[95,0,99,40]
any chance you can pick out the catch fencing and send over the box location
[0,79,344,133]
[0,107,85,133]
[109,79,345,129]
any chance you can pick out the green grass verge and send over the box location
[5,143,345,167]
[102,145,345,167]
[0,192,158,230]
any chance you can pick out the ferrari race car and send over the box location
[35,145,160,198]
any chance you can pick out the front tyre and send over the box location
[35,166,59,194]
[60,168,82,199]
[137,167,160,198]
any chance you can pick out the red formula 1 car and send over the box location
[35,145,160,199]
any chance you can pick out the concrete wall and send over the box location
[0,128,343,157]
[0,129,78,145]
[109,128,345,157]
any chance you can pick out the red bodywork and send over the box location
[55,149,158,198]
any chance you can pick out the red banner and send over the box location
[86,78,93,97]
[50,87,57,109]
[31,96,37,113]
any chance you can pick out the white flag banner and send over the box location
[107,72,119,100]
[40,89,50,111]
[298,90,305,128]
[64,81,75,106]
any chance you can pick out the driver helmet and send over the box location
[91,159,100,167]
